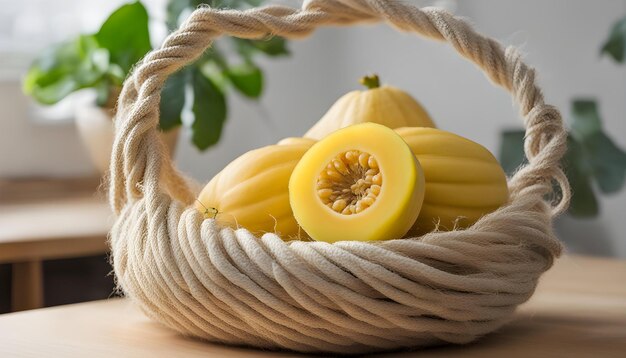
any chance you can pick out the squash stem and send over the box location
[360,74,380,89]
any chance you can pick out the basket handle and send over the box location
[109,0,570,216]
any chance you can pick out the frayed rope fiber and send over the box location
[108,0,570,354]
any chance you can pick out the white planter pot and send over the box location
[75,103,179,174]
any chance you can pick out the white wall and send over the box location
[1,0,625,257]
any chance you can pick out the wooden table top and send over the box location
[1,255,625,357]
[0,196,111,263]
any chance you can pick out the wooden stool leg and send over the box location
[12,261,44,311]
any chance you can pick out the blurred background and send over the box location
[1,0,625,313]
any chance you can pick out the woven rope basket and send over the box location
[109,0,571,354]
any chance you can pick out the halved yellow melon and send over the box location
[290,123,425,243]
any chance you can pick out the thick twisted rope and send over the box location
[109,0,570,354]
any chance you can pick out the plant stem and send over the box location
[359,74,380,89]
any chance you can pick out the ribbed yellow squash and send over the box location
[195,142,313,239]
[395,127,509,234]
[304,75,435,139]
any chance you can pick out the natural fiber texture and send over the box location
[109,0,570,354]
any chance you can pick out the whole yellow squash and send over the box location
[395,127,509,234]
[304,75,436,139]
[196,141,313,239]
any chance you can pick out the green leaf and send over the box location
[23,36,98,104]
[95,1,151,74]
[200,61,228,92]
[601,16,626,63]
[251,37,290,56]
[564,137,599,217]
[76,34,100,59]
[569,99,626,195]
[568,165,600,217]
[198,46,229,90]
[29,75,80,105]
[226,62,263,98]
[234,37,289,59]
[571,99,601,141]
[75,54,106,86]
[585,132,626,194]
[499,129,526,175]
[22,32,116,105]
[191,69,227,150]
[159,70,189,130]
[23,40,82,101]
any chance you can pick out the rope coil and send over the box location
[109,0,570,353]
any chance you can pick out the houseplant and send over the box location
[23,0,289,172]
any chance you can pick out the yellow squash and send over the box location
[304,75,436,139]
[290,123,425,243]
[196,142,313,239]
[395,127,509,234]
